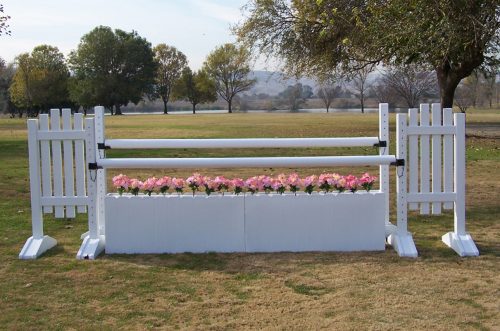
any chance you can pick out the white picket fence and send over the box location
[18,104,479,259]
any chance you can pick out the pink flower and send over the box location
[344,175,358,193]
[245,176,262,194]
[112,174,130,195]
[359,173,377,192]
[230,178,245,195]
[302,175,317,194]
[129,178,142,196]
[141,177,157,196]
[272,176,287,194]
[287,173,301,195]
[261,175,274,193]
[156,176,172,194]
[171,177,185,193]
[186,173,205,195]
[202,176,217,195]
[213,176,230,194]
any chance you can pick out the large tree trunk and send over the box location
[228,99,232,113]
[436,67,462,109]
[192,103,196,114]
[360,92,365,113]
[115,104,122,115]
[163,97,168,114]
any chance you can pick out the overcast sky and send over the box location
[0,0,258,70]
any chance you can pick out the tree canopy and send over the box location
[172,67,217,114]
[152,44,188,114]
[203,43,256,113]
[236,0,500,107]
[9,45,69,116]
[68,26,156,115]
[0,4,10,36]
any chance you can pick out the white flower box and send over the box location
[104,191,386,254]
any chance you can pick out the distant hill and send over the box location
[247,71,320,96]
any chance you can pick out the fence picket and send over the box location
[50,109,65,218]
[431,103,442,214]
[74,113,87,213]
[39,114,53,214]
[442,108,454,209]
[419,104,430,214]
[62,109,76,218]
[408,108,419,210]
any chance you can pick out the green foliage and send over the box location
[0,57,15,115]
[278,83,313,110]
[172,67,217,114]
[152,44,188,114]
[0,4,10,36]
[237,0,500,107]
[203,43,256,113]
[9,45,69,116]
[68,26,156,115]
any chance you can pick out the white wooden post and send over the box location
[62,109,76,218]
[431,103,442,214]
[94,106,106,236]
[387,113,417,257]
[419,104,430,214]
[442,113,479,256]
[19,120,57,259]
[77,116,104,259]
[379,104,396,237]
[50,109,65,218]
[442,108,454,210]
[408,108,419,210]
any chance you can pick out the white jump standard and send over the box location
[19,103,479,259]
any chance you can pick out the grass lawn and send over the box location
[0,110,499,330]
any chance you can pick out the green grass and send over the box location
[0,110,499,329]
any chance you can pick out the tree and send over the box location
[0,57,15,115]
[9,45,70,116]
[381,65,437,108]
[236,0,500,108]
[0,4,10,36]
[278,83,312,111]
[152,44,187,114]
[172,67,217,114]
[350,64,374,113]
[203,43,256,113]
[69,26,156,115]
[317,84,342,113]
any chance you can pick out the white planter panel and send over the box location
[245,192,385,252]
[105,194,245,253]
[105,192,385,254]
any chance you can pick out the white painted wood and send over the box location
[454,113,466,235]
[37,130,87,140]
[73,113,87,213]
[39,114,52,214]
[406,126,456,135]
[419,104,430,214]
[106,137,380,149]
[27,120,44,238]
[98,155,397,169]
[408,108,419,210]
[442,108,454,209]
[396,114,408,233]
[407,192,456,203]
[442,232,479,257]
[431,103,442,214]
[105,192,386,254]
[84,118,98,239]
[41,196,89,206]
[94,106,106,236]
[62,109,76,218]
[50,109,65,218]
[379,103,390,223]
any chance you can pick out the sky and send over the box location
[0,0,257,70]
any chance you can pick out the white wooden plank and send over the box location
[396,114,408,233]
[27,120,44,238]
[74,113,87,213]
[408,108,419,210]
[442,108,454,209]
[50,109,65,218]
[406,126,456,135]
[85,118,99,239]
[407,192,456,203]
[378,103,390,223]
[62,109,76,218]
[95,106,106,236]
[39,114,52,214]
[37,130,86,140]
[431,103,442,214]
[419,104,430,214]
[454,114,466,235]
[41,196,89,206]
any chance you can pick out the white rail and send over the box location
[105,137,381,149]
[98,155,397,169]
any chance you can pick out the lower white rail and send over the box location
[98,155,397,169]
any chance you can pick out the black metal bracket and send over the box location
[374,140,387,148]
[391,159,405,167]
[97,143,110,150]
[88,162,102,170]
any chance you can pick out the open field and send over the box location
[0,110,499,330]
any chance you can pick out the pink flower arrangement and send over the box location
[112,173,377,196]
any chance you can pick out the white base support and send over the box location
[442,232,479,257]
[385,221,398,237]
[80,231,89,240]
[387,231,418,258]
[77,235,105,260]
[19,235,57,259]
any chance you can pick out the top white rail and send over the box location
[105,137,381,149]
